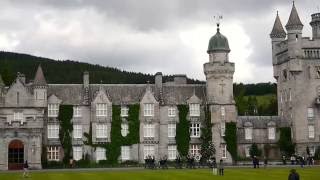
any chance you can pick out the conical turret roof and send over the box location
[270,12,286,38]
[285,2,303,30]
[33,64,47,86]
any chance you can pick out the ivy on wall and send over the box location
[123,104,140,145]
[224,122,237,163]
[176,105,190,157]
[200,105,215,160]
[278,127,295,156]
[58,105,73,165]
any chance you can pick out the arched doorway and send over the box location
[8,140,24,170]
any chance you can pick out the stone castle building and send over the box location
[0,2,319,170]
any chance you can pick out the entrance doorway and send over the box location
[8,140,24,170]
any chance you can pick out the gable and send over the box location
[140,88,158,104]
[48,94,62,104]
[4,79,33,107]
[92,88,111,104]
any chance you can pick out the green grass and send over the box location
[0,167,319,180]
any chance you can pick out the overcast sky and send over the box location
[0,0,319,83]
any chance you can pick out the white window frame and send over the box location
[73,106,81,117]
[96,147,106,162]
[245,127,253,140]
[143,124,155,138]
[168,145,177,160]
[245,146,250,157]
[143,145,155,158]
[189,144,200,156]
[121,106,129,117]
[73,146,83,161]
[121,146,131,161]
[96,103,107,117]
[268,127,276,140]
[221,144,227,159]
[221,122,226,137]
[168,107,176,117]
[221,106,226,119]
[308,125,315,139]
[47,146,59,161]
[190,123,201,138]
[73,125,82,139]
[144,103,154,117]
[48,104,59,117]
[96,124,108,138]
[121,123,129,137]
[168,124,176,138]
[307,108,314,119]
[47,124,59,139]
[189,103,200,117]
[13,112,23,121]
[310,146,316,156]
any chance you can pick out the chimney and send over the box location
[83,71,89,88]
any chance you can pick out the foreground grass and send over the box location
[0,167,319,180]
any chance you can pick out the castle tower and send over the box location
[204,21,236,163]
[310,12,320,39]
[33,65,47,107]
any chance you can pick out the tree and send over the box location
[306,146,310,156]
[278,127,295,156]
[249,143,262,158]
[200,105,215,161]
[224,122,237,163]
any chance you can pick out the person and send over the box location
[253,156,257,168]
[288,169,300,180]
[218,159,224,176]
[290,155,295,165]
[263,156,268,168]
[282,155,286,165]
[212,158,217,175]
[23,160,29,178]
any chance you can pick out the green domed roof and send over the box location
[207,29,230,53]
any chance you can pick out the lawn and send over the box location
[0,167,319,180]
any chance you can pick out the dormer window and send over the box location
[143,103,154,117]
[121,106,129,117]
[96,103,107,117]
[48,104,59,117]
[189,103,200,117]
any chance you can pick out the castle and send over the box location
[0,2,319,170]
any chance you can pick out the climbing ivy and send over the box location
[224,122,237,163]
[278,127,295,156]
[58,105,73,165]
[176,105,190,157]
[200,105,215,161]
[124,104,140,145]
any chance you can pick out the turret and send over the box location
[270,11,286,65]
[310,12,320,39]
[33,65,47,107]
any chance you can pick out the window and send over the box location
[144,103,154,116]
[308,125,315,138]
[221,106,225,119]
[143,124,155,138]
[73,125,82,139]
[268,127,275,140]
[121,146,130,161]
[48,125,59,139]
[168,124,176,138]
[47,146,59,161]
[280,91,283,103]
[289,89,292,102]
[189,144,200,156]
[221,144,227,159]
[168,145,177,160]
[73,106,81,117]
[245,146,250,157]
[143,145,155,158]
[310,146,316,156]
[189,104,200,117]
[96,147,106,162]
[307,108,314,119]
[48,104,59,117]
[245,127,253,140]
[13,112,23,121]
[221,122,226,137]
[121,106,129,117]
[73,146,82,161]
[190,123,200,137]
[96,124,108,138]
[168,107,176,117]
[96,103,107,117]
[121,123,129,137]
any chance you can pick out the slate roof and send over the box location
[33,65,47,86]
[237,116,288,128]
[270,12,286,38]
[286,2,303,30]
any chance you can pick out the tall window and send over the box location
[168,107,176,117]
[221,106,226,120]
[121,106,129,117]
[221,144,227,159]
[289,89,292,102]
[190,123,200,137]
[73,125,82,139]
[168,145,177,160]
[268,127,275,140]
[310,146,316,156]
[143,145,155,158]
[307,108,314,119]
[189,104,200,117]
[73,106,81,117]
[308,125,315,138]
[280,91,283,104]
[245,146,250,157]
[96,103,107,117]
[189,144,200,156]
[221,122,226,137]
[121,146,130,161]
[96,147,106,162]
[47,146,59,161]
[143,124,155,138]
[73,146,82,161]
[96,124,107,138]
[121,123,129,137]
[168,124,176,138]
[144,103,154,116]
[245,127,253,140]
[48,104,59,117]
[48,125,59,139]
